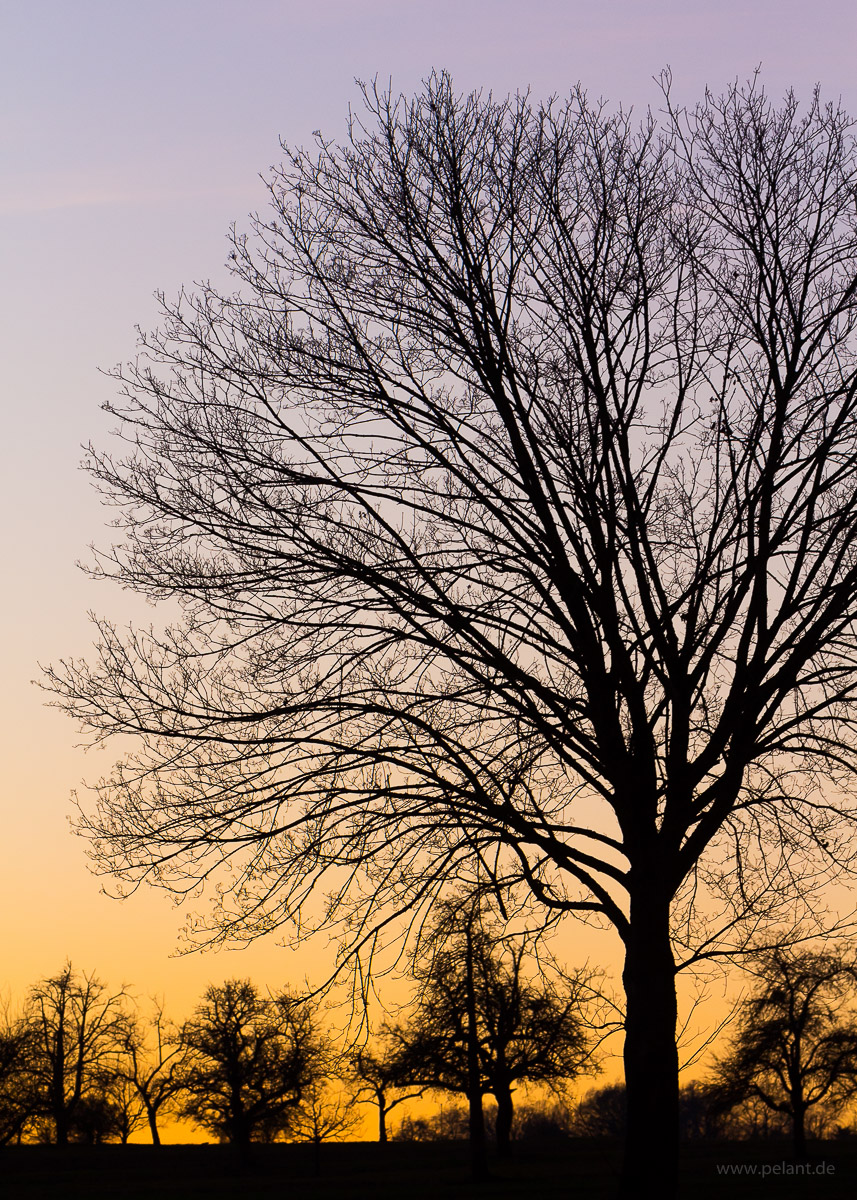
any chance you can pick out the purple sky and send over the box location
[2,0,856,1036]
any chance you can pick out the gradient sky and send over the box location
[2,0,856,1087]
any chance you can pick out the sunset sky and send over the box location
[2,0,856,1117]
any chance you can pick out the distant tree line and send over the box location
[0,968,333,1148]
[2,936,857,1155]
[0,900,601,1150]
[406,943,857,1156]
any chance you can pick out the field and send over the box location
[1,1139,855,1199]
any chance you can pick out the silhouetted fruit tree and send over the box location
[24,963,131,1145]
[119,1001,189,1146]
[177,980,319,1148]
[47,71,857,1195]
[348,1041,426,1145]
[386,897,597,1162]
[711,947,857,1157]
[572,1083,627,1139]
[0,1007,37,1145]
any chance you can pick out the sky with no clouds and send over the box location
[1,0,855,1104]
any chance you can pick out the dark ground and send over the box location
[0,1139,854,1199]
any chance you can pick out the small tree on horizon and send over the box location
[572,1083,627,1139]
[23,963,131,1145]
[710,946,857,1157]
[387,896,598,1161]
[285,1074,362,1176]
[119,1000,189,1146]
[392,1101,476,1142]
[348,1039,426,1144]
[177,979,320,1149]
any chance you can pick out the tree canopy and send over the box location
[24,964,130,1145]
[177,980,320,1147]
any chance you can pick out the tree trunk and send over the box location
[378,1097,388,1144]
[620,891,679,1199]
[231,1121,252,1169]
[55,1112,69,1146]
[792,1104,807,1160]
[467,1088,487,1179]
[146,1102,162,1147]
[494,1084,514,1157]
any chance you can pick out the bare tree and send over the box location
[0,1003,36,1145]
[287,1077,360,1144]
[23,963,131,1145]
[716,1092,791,1139]
[387,897,597,1162]
[177,979,319,1150]
[387,899,491,1178]
[286,1075,362,1176]
[46,71,857,1194]
[393,1101,472,1142]
[510,1098,574,1142]
[677,1081,726,1141]
[408,897,493,1179]
[572,1082,627,1139]
[67,1087,143,1145]
[101,1073,148,1144]
[710,946,857,1156]
[119,1000,189,1145]
[348,1040,425,1144]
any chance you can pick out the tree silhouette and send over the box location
[47,72,857,1194]
[99,1074,148,1144]
[286,1077,360,1145]
[0,1005,36,1145]
[572,1082,627,1138]
[677,1081,724,1141]
[510,1098,574,1142]
[66,1091,132,1145]
[393,1102,473,1142]
[177,980,319,1150]
[348,1040,425,1144]
[387,898,596,1160]
[286,1076,362,1175]
[711,947,857,1156]
[119,1001,189,1145]
[24,964,130,1145]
